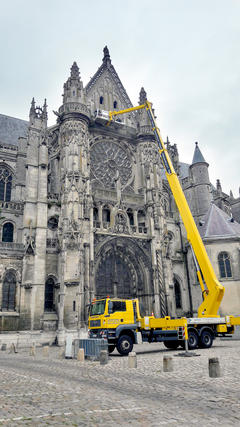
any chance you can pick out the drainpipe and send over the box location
[176,221,193,317]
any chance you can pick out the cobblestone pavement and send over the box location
[0,339,240,426]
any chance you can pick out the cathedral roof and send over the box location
[199,203,240,240]
[192,141,206,164]
[85,46,133,109]
[0,113,28,146]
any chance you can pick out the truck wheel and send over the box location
[116,335,133,356]
[199,329,213,348]
[188,329,199,350]
[163,340,179,350]
[108,344,115,354]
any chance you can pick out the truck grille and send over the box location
[90,319,101,327]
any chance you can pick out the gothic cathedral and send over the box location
[0,47,240,341]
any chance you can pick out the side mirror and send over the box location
[108,301,113,314]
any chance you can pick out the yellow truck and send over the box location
[88,101,240,355]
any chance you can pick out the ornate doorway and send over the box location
[94,237,153,312]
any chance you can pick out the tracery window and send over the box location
[2,222,14,242]
[0,167,12,201]
[2,271,16,311]
[218,252,232,278]
[44,278,55,311]
[174,278,182,309]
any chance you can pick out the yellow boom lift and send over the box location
[88,101,240,355]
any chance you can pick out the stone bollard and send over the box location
[163,356,173,372]
[209,357,221,378]
[9,343,17,354]
[77,348,85,362]
[42,345,49,357]
[99,350,108,365]
[29,345,36,357]
[128,352,137,368]
[59,348,65,359]
[1,344,7,351]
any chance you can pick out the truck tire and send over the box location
[163,340,179,350]
[108,344,115,354]
[188,329,199,350]
[116,335,133,356]
[199,329,213,348]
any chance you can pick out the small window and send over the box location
[218,252,232,278]
[113,100,117,109]
[100,96,104,105]
[44,278,55,311]
[174,279,182,309]
[93,207,98,221]
[73,90,75,96]
[103,206,110,223]
[73,300,76,311]
[2,222,14,242]
[47,216,59,230]
[127,209,134,226]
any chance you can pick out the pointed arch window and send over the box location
[218,252,232,278]
[113,100,118,109]
[2,271,16,311]
[44,278,55,311]
[2,222,14,242]
[100,96,104,105]
[174,278,182,309]
[0,167,12,201]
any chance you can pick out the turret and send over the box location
[189,142,212,218]
[58,62,90,122]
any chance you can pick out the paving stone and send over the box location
[0,340,240,425]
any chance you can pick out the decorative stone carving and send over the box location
[90,139,133,190]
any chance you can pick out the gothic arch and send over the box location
[0,163,14,202]
[1,269,17,311]
[94,236,153,312]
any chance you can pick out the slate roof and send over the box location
[192,142,206,164]
[199,203,240,239]
[179,162,190,179]
[0,114,28,146]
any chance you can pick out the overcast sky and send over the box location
[1,0,239,196]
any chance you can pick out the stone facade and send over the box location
[0,47,239,340]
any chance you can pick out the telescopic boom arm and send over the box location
[107,101,224,317]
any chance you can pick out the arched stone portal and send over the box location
[94,236,153,314]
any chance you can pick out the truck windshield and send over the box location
[90,300,106,316]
